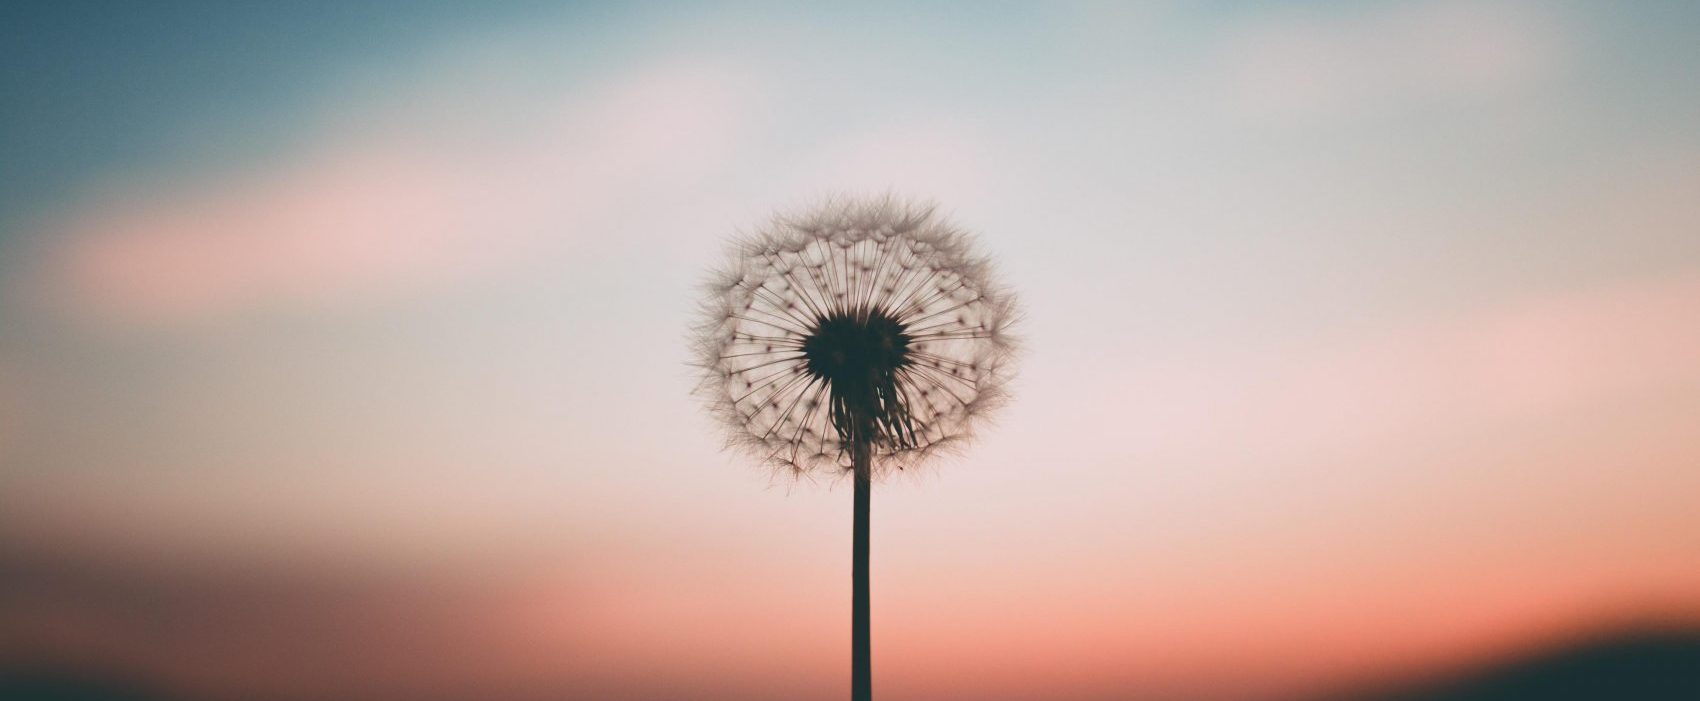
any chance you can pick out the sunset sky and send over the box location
[2,2,1699,700]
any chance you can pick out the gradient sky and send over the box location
[3,2,1699,700]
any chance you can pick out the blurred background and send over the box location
[2,2,1698,700]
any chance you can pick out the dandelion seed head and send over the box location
[694,196,1018,479]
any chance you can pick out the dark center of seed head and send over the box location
[801,309,912,389]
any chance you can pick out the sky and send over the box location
[2,1,1699,700]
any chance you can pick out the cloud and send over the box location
[0,542,598,700]
[1113,271,1700,463]
[1286,273,1700,447]
[0,371,15,468]
[26,53,760,327]
[1218,0,1566,121]
[0,481,837,701]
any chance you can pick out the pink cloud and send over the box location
[1308,273,1696,443]
[0,363,14,461]
[30,59,758,327]
[1123,271,1700,462]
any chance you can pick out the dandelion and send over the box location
[694,196,1018,701]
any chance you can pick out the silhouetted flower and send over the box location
[695,197,1018,479]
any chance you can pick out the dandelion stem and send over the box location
[851,435,872,701]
